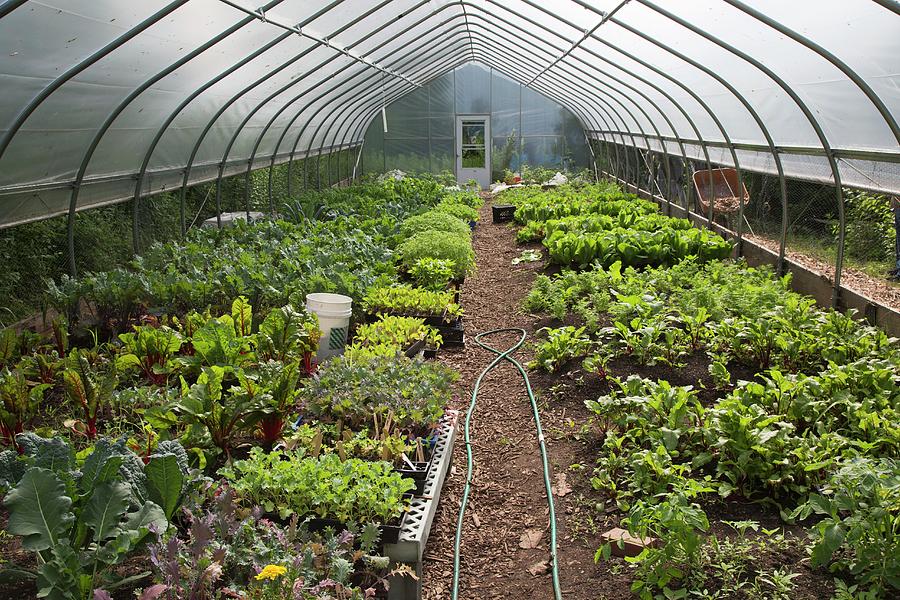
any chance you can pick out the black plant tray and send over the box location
[396,461,429,495]
[403,339,425,358]
[304,510,407,546]
[430,316,464,347]
[424,345,438,360]
[492,204,516,223]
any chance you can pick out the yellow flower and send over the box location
[255,564,288,581]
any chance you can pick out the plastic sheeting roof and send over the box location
[0,0,898,228]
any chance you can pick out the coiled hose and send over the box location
[451,328,562,600]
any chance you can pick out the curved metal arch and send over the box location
[459,1,690,189]
[457,13,679,189]
[295,40,476,191]
[318,7,480,185]
[316,53,479,189]
[285,39,477,194]
[274,30,477,197]
[331,55,475,186]
[567,32,747,236]
[219,0,424,88]
[606,14,788,264]
[467,43,663,182]
[177,0,437,229]
[175,38,324,234]
[0,0,190,164]
[267,38,468,200]
[465,46,640,178]
[175,0,458,230]
[639,0,849,303]
[65,0,287,276]
[510,43,685,193]
[223,0,471,204]
[0,0,29,20]
[471,0,712,207]
[307,34,475,191]
[132,1,345,243]
[268,10,478,196]
[214,45,352,218]
[526,0,630,86]
[212,0,431,216]
[455,13,640,180]
[723,0,898,146]
[311,16,627,177]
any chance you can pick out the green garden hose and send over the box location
[451,328,562,600]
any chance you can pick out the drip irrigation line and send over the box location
[451,328,562,600]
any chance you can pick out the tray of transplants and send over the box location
[219,350,461,546]
[363,285,465,346]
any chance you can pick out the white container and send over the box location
[305,293,353,361]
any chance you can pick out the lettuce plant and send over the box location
[362,285,462,321]
[399,210,472,239]
[434,200,479,223]
[409,257,456,291]
[349,315,441,352]
[397,230,475,277]
[220,450,414,524]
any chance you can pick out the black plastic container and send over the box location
[492,204,516,223]
[396,460,430,495]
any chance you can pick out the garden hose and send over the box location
[451,328,562,600]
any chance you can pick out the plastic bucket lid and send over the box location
[306,292,352,318]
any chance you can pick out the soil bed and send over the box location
[422,200,835,599]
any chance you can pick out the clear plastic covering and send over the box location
[362,63,589,177]
[0,0,897,227]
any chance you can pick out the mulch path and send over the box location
[422,202,622,599]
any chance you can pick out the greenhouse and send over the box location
[0,1,898,599]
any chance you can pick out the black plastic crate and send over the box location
[492,204,516,223]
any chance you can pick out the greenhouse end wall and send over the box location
[360,63,589,181]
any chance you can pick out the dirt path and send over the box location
[422,202,617,599]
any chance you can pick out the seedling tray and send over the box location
[365,312,464,347]
[433,316,464,347]
[305,516,405,545]
[395,461,429,496]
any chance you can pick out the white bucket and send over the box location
[305,293,353,361]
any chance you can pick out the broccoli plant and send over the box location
[1,434,188,599]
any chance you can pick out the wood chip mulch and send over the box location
[422,201,624,599]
